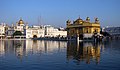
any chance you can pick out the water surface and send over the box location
[0,40,120,70]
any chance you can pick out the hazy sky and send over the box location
[0,0,120,27]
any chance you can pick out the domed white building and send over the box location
[14,18,26,34]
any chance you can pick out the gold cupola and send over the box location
[74,17,83,24]
[18,18,24,24]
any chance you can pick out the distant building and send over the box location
[102,26,120,36]
[44,25,67,37]
[26,25,67,39]
[6,26,15,38]
[14,18,26,34]
[6,18,27,38]
[0,18,67,39]
[66,17,101,39]
[0,23,8,39]
[26,26,45,38]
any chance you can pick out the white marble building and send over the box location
[26,26,45,38]
[44,25,67,37]
[0,18,67,39]
[5,18,26,38]
[14,18,26,34]
[26,25,67,39]
[0,24,6,34]
[0,23,8,39]
[6,25,15,38]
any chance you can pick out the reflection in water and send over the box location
[14,40,26,60]
[67,41,104,64]
[1,40,120,70]
[0,40,67,60]
[26,40,67,54]
[0,40,104,64]
[0,41,5,57]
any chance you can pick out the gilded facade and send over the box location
[66,17,101,39]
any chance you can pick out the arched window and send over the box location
[94,29,98,33]
[85,28,89,33]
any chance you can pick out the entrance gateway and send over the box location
[33,35,37,38]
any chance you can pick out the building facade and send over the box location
[44,25,67,37]
[66,17,101,40]
[5,18,27,39]
[0,23,8,39]
[6,26,15,38]
[0,18,67,39]
[14,18,26,34]
[26,25,67,39]
[102,26,120,36]
[26,26,45,38]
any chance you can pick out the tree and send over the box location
[13,31,22,36]
[100,31,111,36]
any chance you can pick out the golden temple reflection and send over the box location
[67,41,104,64]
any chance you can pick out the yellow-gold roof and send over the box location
[18,19,24,24]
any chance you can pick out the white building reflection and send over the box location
[0,40,67,59]
[0,40,5,57]
[26,40,67,54]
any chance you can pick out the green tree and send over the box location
[13,31,22,36]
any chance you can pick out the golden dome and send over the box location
[76,17,83,21]
[75,17,83,24]
[18,18,24,24]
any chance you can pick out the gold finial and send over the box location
[77,16,82,20]
[78,15,81,19]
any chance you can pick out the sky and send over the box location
[0,0,120,27]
